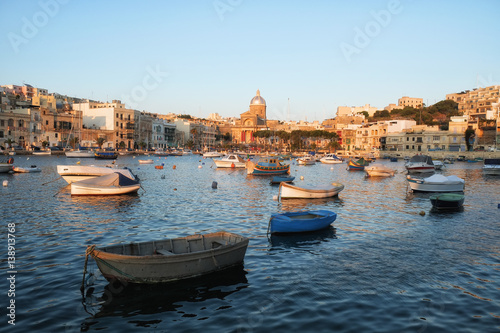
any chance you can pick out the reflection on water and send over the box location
[82,265,248,330]
[268,227,337,248]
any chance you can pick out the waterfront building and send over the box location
[447,85,500,121]
[73,100,135,149]
[0,106,42,149]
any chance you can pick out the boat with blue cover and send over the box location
[246,157,290,175]
[268,210,337,234]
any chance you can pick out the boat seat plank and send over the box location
[156,248,175,256]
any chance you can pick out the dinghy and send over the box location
[13,165,41,173]
[269,210,337,234]
[279,182,344,199]
[429,193,465,210]
[71,172,141,195]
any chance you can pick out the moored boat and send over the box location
[405,155,435,173]
[203,151,224,158]
[270,175,295,184]
[138,159,154,164]
[347,157,368,171]
[65,149,95,158]
[0,157,14,173]
[268,210,337,234]
[95,151,118,159]
[214,154,246,168]
[407,174,465,192]
[70,172,141,195]
[482,158,500,175]
[320,153,343,164]
[86,231,249,283]
[57,165,137,183]
[429,193,465,210]
[279,182,344,199]
[433,160,445,170]
[297,155,316,165]
[32,150,51,156]
[365,163,396,177]
[246,157,290,175]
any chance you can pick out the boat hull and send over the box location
[71,183,140,195]
[0,164,13,173]
[280,182,344,199]
[13,166,41,173]
[88,231,249,284]
[246,159,290,175]
[429,193,464,210]
[270,176,295,184]
[270,210,337,233]
[65,150,94,158]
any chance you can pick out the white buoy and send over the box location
[300,176,304,180]
[27,157,30,160]
[272,195,278,201]
[330,167,333,170]
[198,165,202,169]
[3,180,8,187]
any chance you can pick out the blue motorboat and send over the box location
[268,210,337,234]
[270,175,295,185]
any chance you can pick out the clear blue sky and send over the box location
[1,0,499,121]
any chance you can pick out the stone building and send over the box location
[231,90,268,144]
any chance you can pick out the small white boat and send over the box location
[433,160,445,170]
[405,155,435,173]
[86,231,249,283]
[320,153,343,164]
[483,159,500,175]
[57,165,137,183]
[214,154,246,168]
[65,150,94,158]
[13,165,41,173]
[0,163,14,173]
[71,172,141,196]
[138,159,154,164]
[203,151,224,158]
[407,174,465,192]
[32,150,51,156]
[279,182,345,199]
[297,155,316,165]
[365,163,396,177]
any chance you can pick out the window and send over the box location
[433,136,440,141]
[55,133,58,138]
[0,120,3,127]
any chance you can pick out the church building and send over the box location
[231,90,268,143]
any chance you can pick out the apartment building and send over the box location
[447,85,500,121]
[398,96,424,108]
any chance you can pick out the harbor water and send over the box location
[1,154,500,332]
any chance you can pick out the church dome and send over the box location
[250,89,266,105]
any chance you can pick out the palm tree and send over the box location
[96,137,106,149]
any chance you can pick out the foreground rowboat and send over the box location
[71,172,140,195]
[429,193,465,210]
[269,210,337,234]
[86,231,249,284]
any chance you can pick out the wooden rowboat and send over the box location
[269,210,337,234]
[279,182,344,199]
[86,231,249,284]
[347,158,367,171]
[71,172,140,195]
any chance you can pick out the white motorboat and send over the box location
[365,163,396,177]
[297,155,316,165]
[32,150,51,156]
[433,160,445,170]
[203,151,224,158]
[320,154,343,164]
[71,172,141,196]
[57,165,137,183]
[65,150,95,158]
[407,174,465,192]
[214,154,246,168]
[483,158,500,175]
[138,159,154,164]
[405,155,435,173]
[279,182,345,199]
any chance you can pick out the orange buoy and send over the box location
[231,163,235,168]
[155,165,163,169]
[173,165,176,169]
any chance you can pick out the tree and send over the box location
[41,141,49,149]
[96,137,106,149]
[465,127,475,151]
[69,136,79,149]
[119,141,126,149]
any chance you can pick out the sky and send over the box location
[1,0,499,122]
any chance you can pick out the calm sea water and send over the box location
[1,154,499,333]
